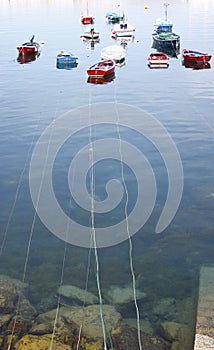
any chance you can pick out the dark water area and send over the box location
[0,0,214,348]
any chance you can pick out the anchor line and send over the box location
[6,92,62,350]
[113,83,143,350]
[0,135,35,257]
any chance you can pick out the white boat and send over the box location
[81,28,100,40]
[101,45,126,65]
[111,21,135,38]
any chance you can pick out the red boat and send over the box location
[87,60,115,78]
[148,52,169,67]
[182,49,212,64]
[17,35,41,55]
[81,15,94,24]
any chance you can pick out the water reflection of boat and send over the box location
[112,36,134,49]
[87,72,115,84]
[17,52,40,64]
[182,61,211,70]
[152,42,180,58]
[56,62,78,70]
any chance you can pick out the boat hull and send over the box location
[17,44,40,55]
[81,16,94,25]
[152,33,180,50]
[87,60,115,78]
[182,49,212,63]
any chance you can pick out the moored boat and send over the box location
[182,49,212,64]
[106,12,124,23]
[152,32,180,50]
[154,2,173,33]
[111,21,135,38]
[87,59,115,77]
[81,28,100,40]
[17,35,41,55]
[101,45,125,65]
[56,50,78,66]
[148,52,169,67]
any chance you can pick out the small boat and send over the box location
[154,3,173,33]
[101,45,126,65]
[81,14,94,25]
[106,12,124,23]
[56,50,78,65]
[87,59,115,78]
[81,2,94,24]
[17,35,41,55]
[152,32,180,50]
[182,49,212,64]
[81,28,100,40]
[148,52,169,67]
[111,21,135,38]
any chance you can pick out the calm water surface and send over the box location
[0,0,214,348]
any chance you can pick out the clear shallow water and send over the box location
[0,0,214,348]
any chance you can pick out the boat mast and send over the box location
[164,2,169,22]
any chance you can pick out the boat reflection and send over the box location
[87,72,115,84]
[182,61,211,70]
[17,52,40,64]
[83,38,100,50]
[148,63,169,69]
[112,36,134,49]
[152,43,180,58]
[56,62,78,70]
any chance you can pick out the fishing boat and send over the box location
[148,52,169,67]
[106,12,124,23]
[87,59,115,78]
[182,49,212,64]
[101,45,126,65]
[111,20,135,38]
[81,28,100,40]
[56,50,78,66]
[17,35,41,55]
[154,2,173,33]
[152,32,180,50]
[81,1,94,24]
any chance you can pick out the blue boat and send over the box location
[154,3,173,33]
[56,50,78,65]
[106,11,124,23]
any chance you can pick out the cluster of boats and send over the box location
[16,3,212,78]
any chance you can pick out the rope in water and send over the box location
[88,93,108,350]
[0,135,35,257]
[113,84,143,350]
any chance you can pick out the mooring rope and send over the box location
[113,82,143,350]
[88,91,108,350]
[0,135,35,257]
[6,99,59,350]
